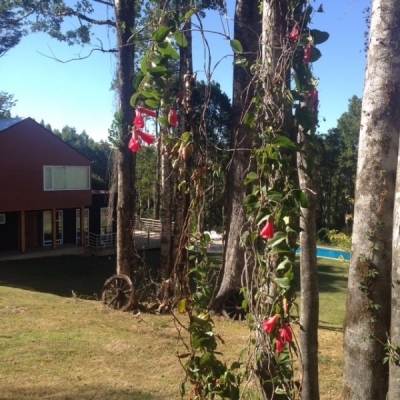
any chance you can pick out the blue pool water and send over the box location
[296,247,350,261]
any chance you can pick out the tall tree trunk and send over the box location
[211,0,261,312]
[115,0,136,276]
[342,1,400,397]
[390,164,400,398]
[298,134,319,400]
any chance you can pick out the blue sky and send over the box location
[0,0,369,142]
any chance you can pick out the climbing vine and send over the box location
[129,0,328,398]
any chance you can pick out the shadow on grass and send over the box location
[2,385,167,400]
[0,250,161,299]
[294,257,349,294]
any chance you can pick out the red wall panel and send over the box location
[0,118,92,212]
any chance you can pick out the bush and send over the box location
[317,228,331,244]
[328,230,351,252]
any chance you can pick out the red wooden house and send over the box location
[0,117,94,254]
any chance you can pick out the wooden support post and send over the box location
[20,210,26,253]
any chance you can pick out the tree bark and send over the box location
[390,169,400,398]
[115,0,136,277]
[211,0,261,312]
[342,1,400,398]
[298,133,319,400]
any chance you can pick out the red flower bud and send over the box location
[307,89,319,113]
[263,314,280,334]
[134,110,145,129]
[169,108,178,127]
[289,24,299,41]
[260,221,275,240]
[303,44,311,63]
[128,137,141,153]
[279,323,293,344]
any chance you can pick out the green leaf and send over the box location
[311,29,330,45]
[130,92,140,108]
[157,42,180,60]
[140,55,148,74]
[233,57,248,67]
[185,9,196,19]
[243,112,255,127]
[244,172,258,185]
[277,258,292,271]
[178,298,187,313]
[272,135,296,149]
[133,73,145,90]
[267,191,283,203]
[300,191,309,208]
[174,32,188,47]
[267,231,286,247]
[152,26,171,42]
[275,277,291,289]
[244,194,260,209]
[230,39,243,54]
[310,46,322,62]
[145,99,160,109]
[147,66,168,79]
[157,116,169,127]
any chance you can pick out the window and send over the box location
[76,209,89,245]
[0,214,5,224]
[44,166,90,190]
[43,210,63,245]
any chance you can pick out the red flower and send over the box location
[137,107,157,118]
[128,137,141,153]
[303,44,311,63]
[289,24,299,41]
[260,221,275,240]
[134,110,145,129]
[262,314,280,334]
[275,333,283,354]
[135,129,155,145]
[279,324,293,344]
[169,108,178,127]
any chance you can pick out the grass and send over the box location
[0,252,348,399]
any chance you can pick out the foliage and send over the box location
[327,230,352,252]
[175,235,244,400]
[315,96,361,231]
[0,91,17,118]
[0,6,26,56]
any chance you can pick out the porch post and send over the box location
[80,206,85,246]
[20,210,26,253]
[52,209,57,249]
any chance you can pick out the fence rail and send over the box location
[86,217,162,256]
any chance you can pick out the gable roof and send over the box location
[0,117,92,163]
[0,117,25,132]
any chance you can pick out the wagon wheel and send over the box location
[222,289,246,321]
[102,274,136,311]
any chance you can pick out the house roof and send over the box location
[0,117,25,132]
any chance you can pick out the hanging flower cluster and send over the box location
[262,314,293,354]
[128,107,178,153]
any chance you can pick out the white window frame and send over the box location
[43,166,90,191]
[0,214,5,224]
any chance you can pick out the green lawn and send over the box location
[0,252,347,399]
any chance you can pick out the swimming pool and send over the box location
[296,247,350,261]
